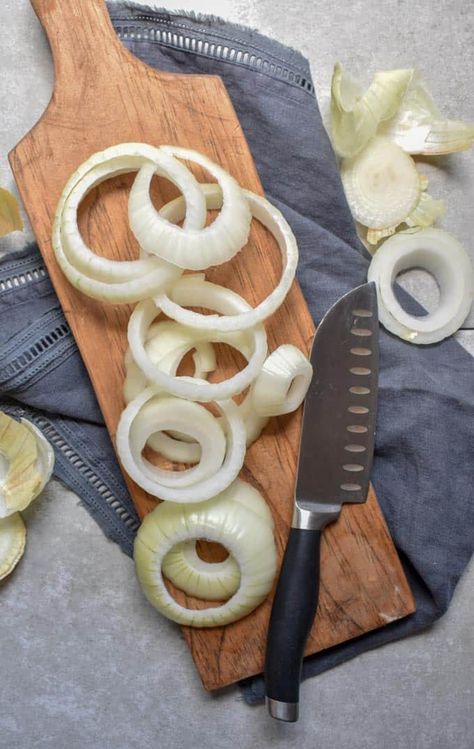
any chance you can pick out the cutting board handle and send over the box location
[30,0,130,95]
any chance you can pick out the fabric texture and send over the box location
[1,2,472,705]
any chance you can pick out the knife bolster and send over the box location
[292,504,340,531]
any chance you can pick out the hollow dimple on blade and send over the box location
[295,283,379,511]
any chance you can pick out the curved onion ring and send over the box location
[128,279,268,401]
[134,480,277,626]
[251,344,313,416]
[368,228,474,344]
[155,183,298,331]
[116,389,246,503]
[124,316,267,462]
[0,513,26,581]
[0,412,53,518]
[129,147,251,270]
[129,397,226,489]
[162,479,273,601]
[53,143,207,303]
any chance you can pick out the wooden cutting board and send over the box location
[9,0,415,690]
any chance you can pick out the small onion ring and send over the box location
[116,388,246,503]
[251,344,313,416]
[156,183,299,331]
[134,481,277,626]
[368,228,474,344]
[128,279,268,401]
[53,143,207,303]
[129,147,251,270]
[162,479,274,601]
[129,397,226,489]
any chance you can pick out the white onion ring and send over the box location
[116,388,246,503]
[161,479,274,601]
[128,279,268,401]
[368,228,474,344]
[53,143,207,303]
[134,481,277,626]
[129,397,226,488]
[155,183,298,331]
[251,344,313,416]
[124,321,267,463]
[129,147,251,270]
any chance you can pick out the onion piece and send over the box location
[379,73,474,155]
[124,320,267,463]
[0,512,26,581]
[134,479,277,626]
[368,228,474,344]
[53,143,208,303]
[331,63,413,158]
[116,389,246,503]
[341,136,421,231]
[128,279,268,401]
[130,397,226,489]
[0,412,54,518]
[162,478,273,601]
[251,345,313,417]
[129,147,251,270]
[156,183,298,331]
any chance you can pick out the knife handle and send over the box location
[264,527,321,722]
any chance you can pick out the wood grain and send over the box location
[9,0,415,690]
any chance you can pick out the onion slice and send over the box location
[0,512,26,581]
[156,184,298,331]
[162,478,273,601]
[116,389,246,503]
[129,147,251,270]
[341,136,421,231]
[368,228,474,344]
[0,412,54,518]
[134,479,277,626]
[53,143,208,303]
[128,279,268,401]
[251,344,313,417]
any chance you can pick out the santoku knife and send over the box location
[264,282,379,722]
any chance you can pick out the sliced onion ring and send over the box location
[128,279,268,401]
[53,143,207,303]
[368,228,474,344]
[129,147,251,270]
[116,388,246,503]
[155,183,298,331]
[134,480,277,626]
[251,344,313,416]
[129,397,226,489]
[161,479,274,601]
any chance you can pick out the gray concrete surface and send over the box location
[0,1,473,748]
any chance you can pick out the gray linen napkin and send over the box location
[1,3,472,705]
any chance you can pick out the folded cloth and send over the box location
[1,3,473,704]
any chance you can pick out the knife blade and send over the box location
[264,282,379,722]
